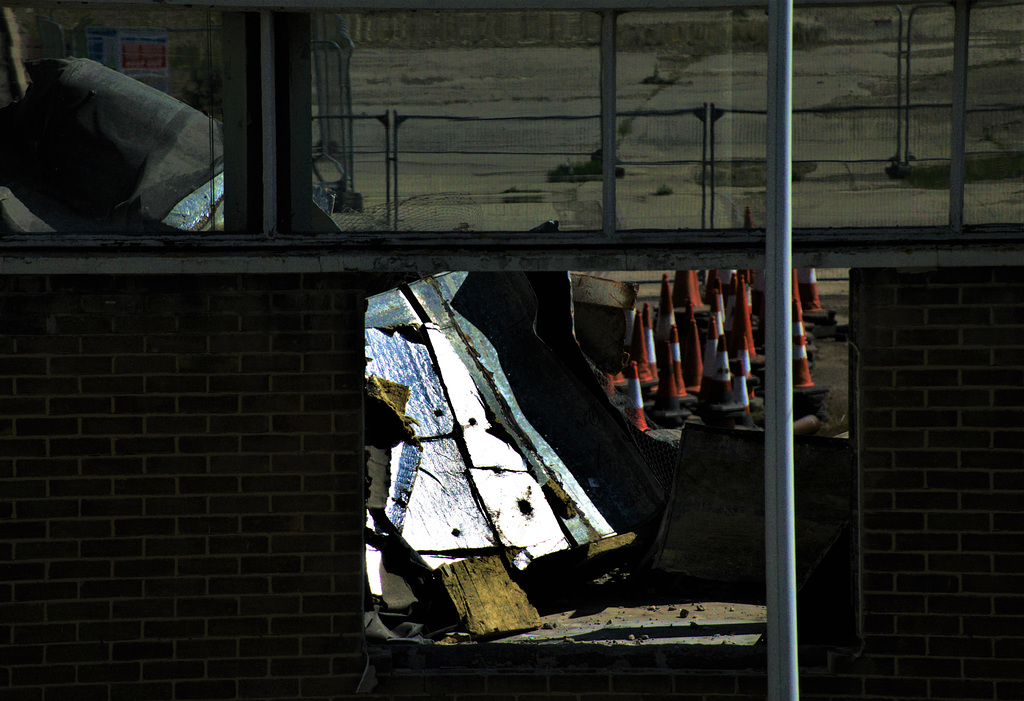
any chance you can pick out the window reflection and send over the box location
[0,6,223,233]
[314,11,601,233]
[965,2,1024,226]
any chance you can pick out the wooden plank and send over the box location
[439,555,540,640]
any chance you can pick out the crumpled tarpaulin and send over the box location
[0,58,222,232]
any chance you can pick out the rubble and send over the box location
[363,269,850,646]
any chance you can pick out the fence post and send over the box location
[695,103,709,229]
[709,104,724,229]
[378,111,392,230]
[393,112,406,232]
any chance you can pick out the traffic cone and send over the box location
[797,268,824,314]
[642,303,657,368]
[629,307,657,388]
[791,296,831,428]
[792,297,814,389]
[680,301,704,396]
[697,334,748,429]
[731,368,755,428]
[670,324,698,409]
[656,273,674,344]
[703,269,720,306]
[728,275,762,379]
[713,280,727,349]
[752,269,766,350]
[672,270,705,312]
[623,361,649,432]
[699,325,732,404]
[648,364,690,428]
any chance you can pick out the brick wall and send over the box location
[2,266,1023,700]
[0,273,367,701]
[847,266,1024,701]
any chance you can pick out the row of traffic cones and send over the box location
[612,260,826,433]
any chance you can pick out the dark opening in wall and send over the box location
[362,267,856,670]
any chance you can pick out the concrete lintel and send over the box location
[4,0,959,10]
[3,239,1024,274]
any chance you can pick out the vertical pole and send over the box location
[382,111,391,230]
[709,102,716,229]
[393,112,401,232]
[894,7,903,165]
[600,10,617,238]
[905,9,915,167]
[766,0,798,698]
[260,10,278,235]
[950,0,970,233]
[700,103,708,230]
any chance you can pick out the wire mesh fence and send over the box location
[322,102,1024,232]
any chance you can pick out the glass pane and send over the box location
[318,11,601,233]
[965,3,1024,226]
[789,5,952,228]
[616,10,767,231]
[1,6,223,232]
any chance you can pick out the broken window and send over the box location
[0,5,223,234]
[362,267,856,668]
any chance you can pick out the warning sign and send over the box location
[86,27,170,93]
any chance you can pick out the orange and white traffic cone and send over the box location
[681,301,704,396]
[656,273,674,344]
[792,297,814,389]
[623,361,649,432]
[797,268,824,314]
[728,276,762,386]
[629,306,657,390]
[670,324,698,409]
[697,334,747,429]
[672,270,705,312]
[719,270,737,317]
[731,367,755,428]
[703,269,720,307]
[699,326,733,405]
[648,363,690,428]
[642,303,657,368]
[791,296,831,430]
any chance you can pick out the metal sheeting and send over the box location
[437,272,665,532]
[469,469,568,553]
[366,327,452,437]
[406,274,615,545]
[400,437,497,553]
[365,271,670,576]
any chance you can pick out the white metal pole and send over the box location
[765,0,798,697]
[600,11,617,238]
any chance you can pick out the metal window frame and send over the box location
[2,0,1022,271]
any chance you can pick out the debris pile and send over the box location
[363,269,851,646]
